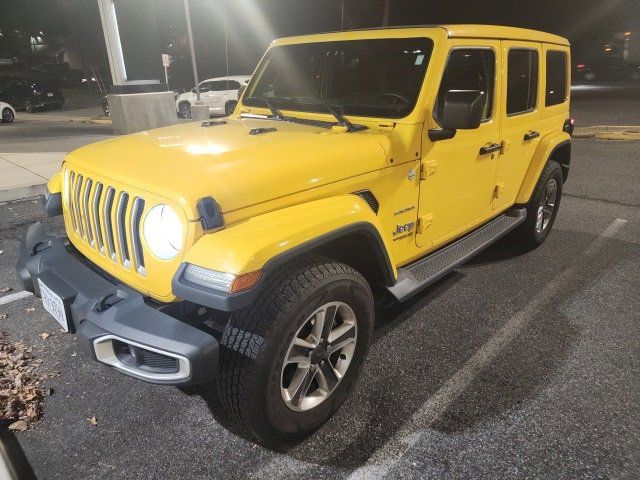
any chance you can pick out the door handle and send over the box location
[523,130,540,141]
[479,143,501,155]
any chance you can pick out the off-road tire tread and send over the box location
[218,255,370,441]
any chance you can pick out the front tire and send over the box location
[513,160,563,250]
[218,256,374,446]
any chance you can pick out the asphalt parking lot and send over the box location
[0,137,638,479]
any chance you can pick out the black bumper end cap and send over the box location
[43,189,63,217]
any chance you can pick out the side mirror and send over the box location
[429,90,486,142]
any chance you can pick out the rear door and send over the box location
[198,81,214,109]
[493,41,543,211]
[417,40,501,249]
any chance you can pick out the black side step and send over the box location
[387,208,527,301]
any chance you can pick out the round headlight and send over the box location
[143,204,184,260]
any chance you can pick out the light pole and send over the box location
[184,0,200,102]
[382,0,391,27]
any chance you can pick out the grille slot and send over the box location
[116,192,130,267]
[66,170,146,277]
[92,183,104,252]
[104,187,116,259]
[131,197,146,273]
[74,174,84,236]
[83,179,93,245]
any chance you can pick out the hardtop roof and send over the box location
[273,24,570,47]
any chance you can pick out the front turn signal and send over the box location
[231,270,263,293]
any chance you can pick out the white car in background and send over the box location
[175,75,251,118]
[0,101,15,123]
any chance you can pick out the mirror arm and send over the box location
[428,128,457,142]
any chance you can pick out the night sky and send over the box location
[1,0,638,87]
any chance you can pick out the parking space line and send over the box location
[347,217,628,480]
[0,291,33,306]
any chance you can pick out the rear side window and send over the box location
[546,51,567,106]
[435,48,495,123]
[507,49,539,115]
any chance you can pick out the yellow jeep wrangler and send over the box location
[17,25,572,445]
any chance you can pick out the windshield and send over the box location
[244,38,433,119]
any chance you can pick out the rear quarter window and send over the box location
[545,51,568,106]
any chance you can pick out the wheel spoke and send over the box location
[327,323,356,353]
[321,305,338,340]
[289,366,316,407]
[285,338,314,366]
[316,361,340,393]
[312,304,338,341]
[535,208,544,232]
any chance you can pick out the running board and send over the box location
[387,208,527,301]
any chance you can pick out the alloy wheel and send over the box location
[535,178,557,233]
[281,301,358,412]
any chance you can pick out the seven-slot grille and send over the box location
[64,168,146,275]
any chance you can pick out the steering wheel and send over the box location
[376,93,411,106]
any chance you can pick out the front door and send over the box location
[417,40,501,249]
[493,41,542,211]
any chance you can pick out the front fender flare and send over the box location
[173,195,396,311]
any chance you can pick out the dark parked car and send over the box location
[0,79,64,112]
[575,57,640,82]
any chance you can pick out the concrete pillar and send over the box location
[108,92,179,135]
[97,0,176,133]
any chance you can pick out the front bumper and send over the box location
[16,223,218,386]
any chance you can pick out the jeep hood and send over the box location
[65,117,388,220]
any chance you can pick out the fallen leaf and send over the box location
[25,307,36,313]
[8,420,28,431]
[71,352,77,357]
[0,287,12,294]
[39,332,51,340]
[0,314,7,320]
[87,416,98,426]
[0,250,3,255]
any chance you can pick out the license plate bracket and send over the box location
[37,270,77,333]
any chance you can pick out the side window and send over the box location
[199,82,212,93]
[212,80,229,92]
[545,51,567,106]
[435,48,495,123]
[507,49,539,115]
[226,80,241,90]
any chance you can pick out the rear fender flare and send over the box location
[516,132,571,205]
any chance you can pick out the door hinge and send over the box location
[417,214,434,233]
[420,160,437,180]
[493,183,505,199]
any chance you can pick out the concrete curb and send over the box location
[573,125,640,140]
[0,184,45,203]
[69,117,112,125]
[17,114,111,125]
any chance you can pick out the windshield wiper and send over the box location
[287,98,367,132]
[318,101,355,131]
[261,97,284,120]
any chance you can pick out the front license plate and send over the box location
[38,278,69,332]
[47,92,54,97]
